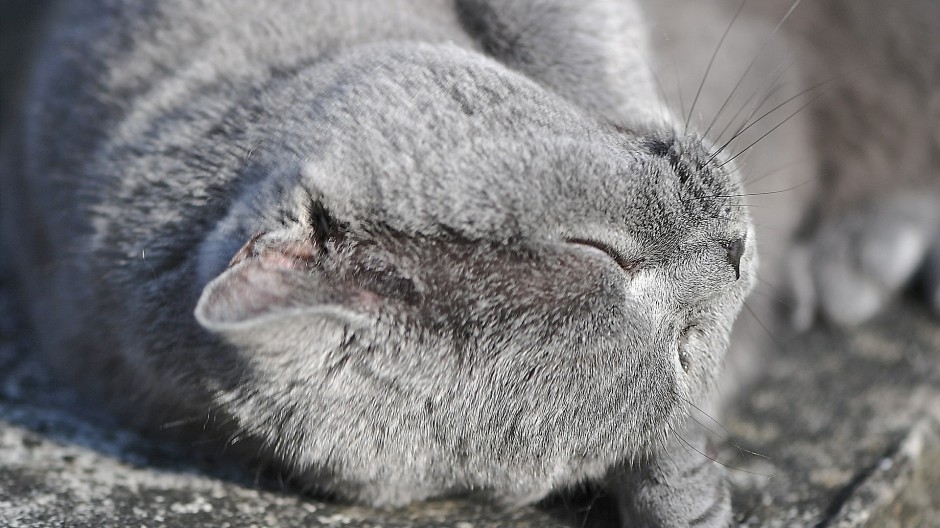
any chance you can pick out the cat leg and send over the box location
[789,192,940,329]
[608,427,731,528]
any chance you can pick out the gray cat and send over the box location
[1,1,937,526]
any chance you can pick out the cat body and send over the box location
[1,0,753,520]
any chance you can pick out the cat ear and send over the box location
[194,233,365,332]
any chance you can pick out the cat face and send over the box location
[194,43,755,503]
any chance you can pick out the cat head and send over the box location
[193,43,755,502]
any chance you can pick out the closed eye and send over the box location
[566,238,644,274]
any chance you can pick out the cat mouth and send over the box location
[566,238,644,275]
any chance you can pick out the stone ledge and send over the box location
[723,303,940,527]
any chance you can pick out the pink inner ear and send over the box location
[196,233,327,326]
[228,232,265,267]
[198,262,297,325]
[228,232,320,271]
[257,250,316,271]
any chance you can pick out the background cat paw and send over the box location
[788,192,940,330]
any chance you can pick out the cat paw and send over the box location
[608,429,731,527]
[788,192,940,330]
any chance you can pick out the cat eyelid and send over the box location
[565,237,644,274]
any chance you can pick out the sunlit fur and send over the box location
[0,0,757,513]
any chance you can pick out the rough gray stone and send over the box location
[722,304,940,527]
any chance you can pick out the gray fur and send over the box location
[1,0,753,519]
[4,0,937,525]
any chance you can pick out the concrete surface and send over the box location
[722,304,940,527]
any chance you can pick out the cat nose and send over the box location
[724,237,746,280]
